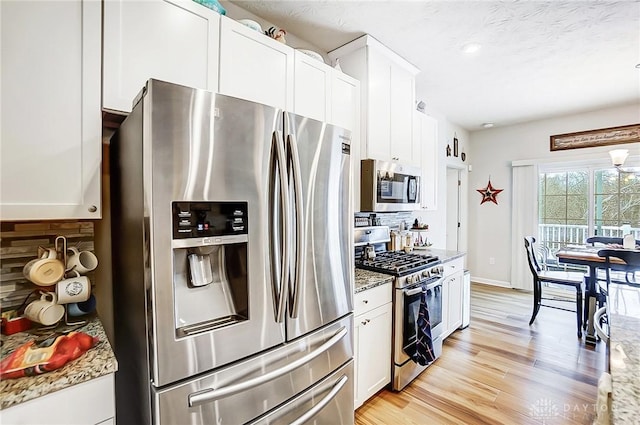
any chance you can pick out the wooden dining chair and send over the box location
[597,249,640,288]
[593,249,640,341]
[524,236,587,337]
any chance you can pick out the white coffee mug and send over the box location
[24,292,65,326]
[56,271,91,304]
[66,247,99,274]
[23,247,65,286]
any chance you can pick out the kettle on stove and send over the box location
[363,245,376,260]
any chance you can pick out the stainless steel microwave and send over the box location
[361,159,421,211]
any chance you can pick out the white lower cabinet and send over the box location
[103,0,220,113]
[442,257,465,339]
[1,374,115,425]
[354,283,392,409]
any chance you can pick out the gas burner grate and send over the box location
[355,251,440,276]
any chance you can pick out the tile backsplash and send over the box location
[354,211,413,230]
[0,221,95,309]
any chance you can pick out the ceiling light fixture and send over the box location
[609,149,629,168]
[482,122,494,128]
[462,43,482,54]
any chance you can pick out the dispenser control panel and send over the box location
[172,201,248,239]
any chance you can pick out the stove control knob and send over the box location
[422,270,430,278]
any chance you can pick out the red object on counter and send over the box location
[0,331,98,379]
[1,317,32,335]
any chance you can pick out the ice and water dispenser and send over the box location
[171,201,249,337]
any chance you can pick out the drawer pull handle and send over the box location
[361,319,371,325]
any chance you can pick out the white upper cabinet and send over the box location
[390,62,414,163]
[329,35,419,165]
[366,49,392,161]
[293,51,331,122]
[0,0,102,220]
[413,112,438,210]
[219,16,294,110]
[103,0,220,113]
[330,71,359,132]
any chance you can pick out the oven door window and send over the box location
[402,284,442,356]
[377,171,420,204]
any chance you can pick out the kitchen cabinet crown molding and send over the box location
[328,34,420,75]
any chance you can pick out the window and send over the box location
[538,167,640,253]
[538,171,588,253]
[594,169,640,234]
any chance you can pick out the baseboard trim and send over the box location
[470,277,513,289]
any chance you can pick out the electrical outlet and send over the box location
[489,257,495,265]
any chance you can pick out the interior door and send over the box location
[446,167,461,251]
[285,113,353,340]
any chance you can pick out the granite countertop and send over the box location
[0,316,118,410]
[414,247,466,263]
[355,269,393,293]
[608,283,640,424]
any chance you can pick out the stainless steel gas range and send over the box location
[354,226,444,391]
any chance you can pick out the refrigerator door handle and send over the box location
[272,130,290,323]
[187,326,348,407]
[289,375,349,425]
[287,132,305,318]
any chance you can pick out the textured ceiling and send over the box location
[228,0,640,131]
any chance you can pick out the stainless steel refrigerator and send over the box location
[110,79,354,425]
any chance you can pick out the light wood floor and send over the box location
[355,283,607,425]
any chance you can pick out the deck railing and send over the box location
[538,224,640,254]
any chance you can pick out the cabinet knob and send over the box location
[363,299,368,304]
[361,319,371,325]
[88,205,97,213]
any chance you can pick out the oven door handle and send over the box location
[404,286,425,296]
[404,278,442,296]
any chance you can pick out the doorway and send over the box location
[446,167,461,251]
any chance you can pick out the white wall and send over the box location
[468,103,640,287]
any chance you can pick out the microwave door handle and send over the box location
[287,132,305,319]
[273,130,289,323]
[407,176,416,202]
[288,375,349,425]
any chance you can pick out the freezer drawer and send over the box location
[249,360,354,425]
[153,315,353,425]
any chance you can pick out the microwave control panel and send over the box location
[172,201,248,239]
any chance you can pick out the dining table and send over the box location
[555,245,637,345]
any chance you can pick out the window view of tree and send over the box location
[538,171,588,253]
[594,169,640,232]
[538,168,640,256]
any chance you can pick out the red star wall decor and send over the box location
[477,179,503,205]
